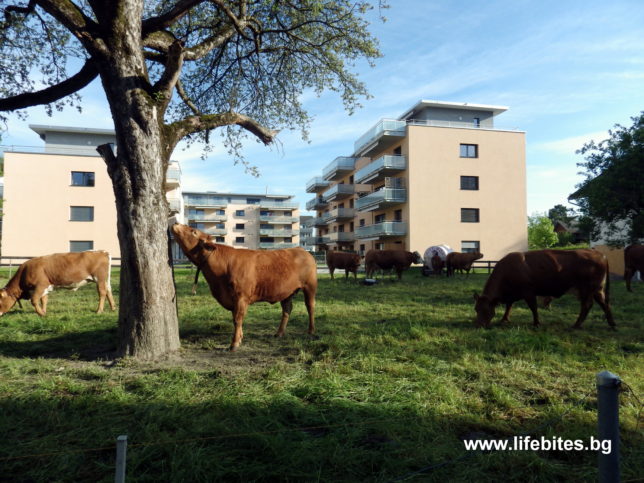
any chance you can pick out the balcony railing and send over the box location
[355,221,407,239]
[323,183,355,202]
[259,229,299,237]
[184,197,227,208]
[355,188,407,211]
[166,168,181,186]
[259,242,298,249]
[167,198,182,213]
[258,200,299,209]
[306,196,329,211]
[327,231,355,243]
[259,215,298,224]
[306,176,331,193]
[321,208,355,223]
[187,213,227,222]
[354,119,406,156]
[354,155,406,184]
[322,156,356,181]
[204,227,227,236]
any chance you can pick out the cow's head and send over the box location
[0,289,17,316]
[171,224,216,264]
[472,252,484,261]
[473,292,495,328]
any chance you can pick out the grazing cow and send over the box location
[364,249,423,280]
[624,244,644,292]
[473,249,615,329]
[171,223,317,351]
[431,254,445,276]
[326,251,361,280]
[0,250,115,316]
[446,251,483,277]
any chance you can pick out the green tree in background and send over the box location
[569,112,644,245]
[528,214,558,249]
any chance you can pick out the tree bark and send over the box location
[95,2,180,360]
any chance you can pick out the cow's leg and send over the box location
[525,296,540,327]
[96,282,106,314]
[106,287,116,311]
[572,296,594,329]
[624,267,634,292]
[396,267,403,280]
[500,303,513,323]
[230,299,248,351]
[329,267,335,280]
[275,294,294,337]
[593,292,616,329]
[30,287,48,317]
[345,269,349,280]
[41,294,49,315]
[191,268,201,295]
[303,286,316,335]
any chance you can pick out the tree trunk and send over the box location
[95,4,180,360]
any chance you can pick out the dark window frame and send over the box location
[461,208,480,223]
[70,206,94,222]
[71,171,95,187]
[460,144,478,158]
[460,176,479,190]
[70,240,94,252]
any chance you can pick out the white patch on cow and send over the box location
[42,285,55,296]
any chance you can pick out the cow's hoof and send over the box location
[229,345,240,352]
[308,334,320,340]
[274,332,285,338]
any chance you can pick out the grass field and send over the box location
[0,266,642,482]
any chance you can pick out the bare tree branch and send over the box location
[175,79,201,115]
[0,58,98,111]
[142,0,205,34]
[152,39,185,111]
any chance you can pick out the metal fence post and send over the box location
[596,371,620,483]
[115,435,128,483]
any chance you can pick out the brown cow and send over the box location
[431,254,445,275]
[624,244,644,292]
[364,249,423,280]
[473,249,615,329]
[326,251,361,280]
[446,251,483,277]
[0,250,115,316]
[171,223,317,351]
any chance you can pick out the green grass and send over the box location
[0,267,642,482]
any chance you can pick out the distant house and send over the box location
[552,219,588,244]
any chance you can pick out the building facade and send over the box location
[2,125,181,261]
[183,191,300,250]
[304,100,527,261]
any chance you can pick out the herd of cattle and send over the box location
[0,223,642,352]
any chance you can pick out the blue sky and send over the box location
[2,0,643,217]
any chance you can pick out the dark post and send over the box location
[596,371,620,483]
[115,435,127,483]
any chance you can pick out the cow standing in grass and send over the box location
[624,244,644,292]
[364,249,422,280]
[171,224,317,351]
[473,249,615,329]
[326,251,361,280]
[446,251,483,277]
[0,251,115,316]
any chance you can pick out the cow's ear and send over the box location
[0,291,5,298]
[473,292,479,301]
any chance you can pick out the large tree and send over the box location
[569,112,644,245]
[0,0,381,359]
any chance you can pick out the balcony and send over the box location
[167,198,182,214]
[259,242,298,249]
[204,227,227,236]
[258,200,299,209]
[321,207,355,223]
[259,215,298,224]
[259,229,299,237]
[166,166,181,188]
[327,231,355,243]
[306,176,331,193]
[355,155,406,184]
[323,183,355,202]
[356,221,407,239]
[184,197,227,208]
[187,213,227,222]
[306,196,329,211]
[354,119,406,157]
[322,156,356,181]
[356,188,407,212]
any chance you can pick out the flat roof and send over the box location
[30,124,115,138]
[183,191,294,200]
[398,99,508,120]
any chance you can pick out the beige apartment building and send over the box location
[305,100,527,261]
[183,191,300,250]
[2,125,184,262]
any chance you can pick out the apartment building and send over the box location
[304,100,527,261]
[183,191,300,250]
[1,125,183,260]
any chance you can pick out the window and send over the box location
[260,224,271,230]
[246,198,260,204]
[235,236,245,243]
[393,146,402,155]
[473,117,480,128]
[70,206,94,222]
[260,210,270,216]
[189,222,205,230]
[284,211,292,216]
[189,208,204,217]
[460,176,479,190]
[461,208,480,223]
[394,209,402,221]
[215,237,225,243]
[216,209,225,215]
[70,240,93,252]
[460,144,478,158]
[235,223,244,230]
[215,223,225,229]
[71,171,95,187]
[375,213,386,224]
[359,219,365,227]
[235,210,245,217]
[462,241,480,253]
[260,237,274,243]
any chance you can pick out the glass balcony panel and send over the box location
[258,229,299,237]
[354,155,406,184]
[321,207,355,223]
[306,196,329,211]
[323,183,355,201]
[259,215,298,224]
[258,200,299,209]
[204,227,227,236]
[306,176,331,193]
[259,242,298,249]
[355,221,407,239]
[327,232,355,242]
[322,156,356,181]
[355,188,407,211]
[354,119,406,155]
